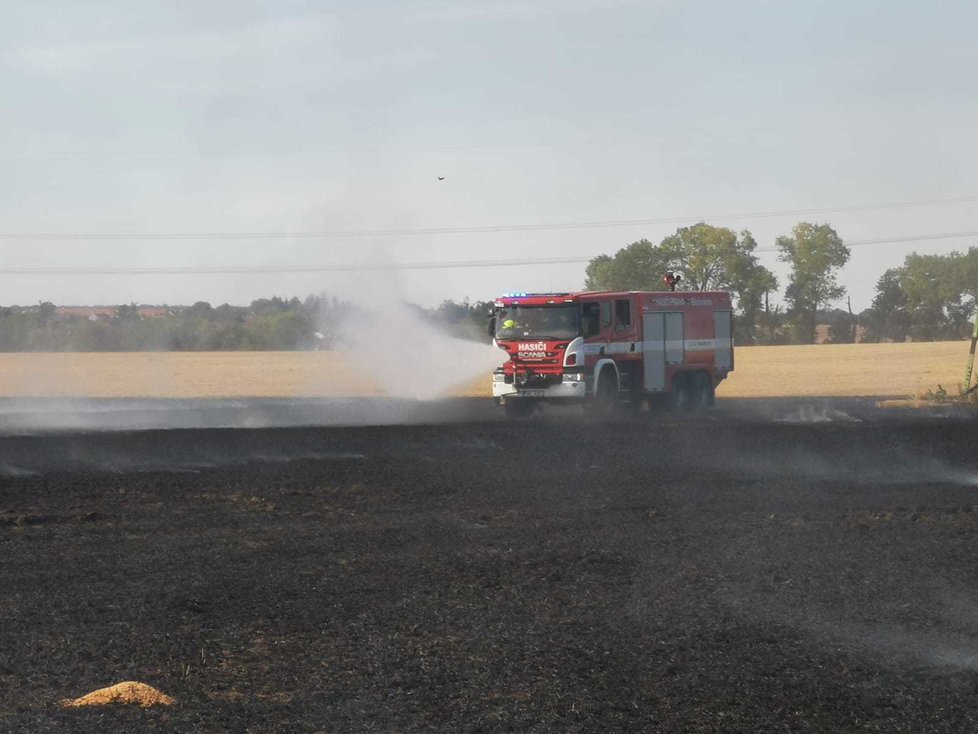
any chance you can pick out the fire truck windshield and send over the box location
[495,305,579,340]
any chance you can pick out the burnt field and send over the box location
[3,403,978,732]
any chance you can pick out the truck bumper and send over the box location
[492,378,587,401]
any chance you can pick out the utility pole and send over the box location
[964,319,978,394]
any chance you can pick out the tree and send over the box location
[658,224,752,290]
[658,224,779,343]
[186,301,214,319]
[864,268,909,342]
[823,299,857,344]
[37,301,57,327]
[777,223,850,344]
[727,242,779,344]
[585,225,777,343]
[584,240,672,291]
[115,303,140,322]
[860,249,978,342]
[899,252,970,340]
[243,311,315,350]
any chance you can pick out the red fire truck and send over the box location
[490,290,734,417]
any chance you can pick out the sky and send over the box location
[2,0,977,311]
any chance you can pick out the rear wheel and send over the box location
[669,373,692,413]
[690,371,715,411]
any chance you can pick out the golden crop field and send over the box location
[0,352,380,399]
[0,341,971,400]
[717,341,972,400]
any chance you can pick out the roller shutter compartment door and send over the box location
[714,311,733,371]
[664,312,684,365]
[642,312,666,391]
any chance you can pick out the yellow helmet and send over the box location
[502,319,517,329]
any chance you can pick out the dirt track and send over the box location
[3,403,978,732]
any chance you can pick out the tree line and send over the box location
[0,297,336,352]
[0,295,496,352]
[0,225,974,351]
[864,250,978,342]
[586,221,978,345]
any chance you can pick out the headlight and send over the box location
[563,372,584,382]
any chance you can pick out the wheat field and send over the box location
[716,341,972,400]
[0,342,971,400]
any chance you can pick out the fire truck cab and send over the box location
[490,290,734,417]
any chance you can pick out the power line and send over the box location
[1,229,976,276]
[1,195,977,241]
[759,229,978,251]
[0,260,574,275]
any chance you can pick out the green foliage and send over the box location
[863,248,978,342]
[584,225,777,343]
[862,269,910,342]
[0,297,323,352]
[777,223,850,344]
[584,239,672,291]
[922,384,951,403]
[0,294,499,352]
[8,229,977,352]
[920,383,978,407]
[658,224,755,291]
[822,307,857,344]
[424,298,496,342]
[901,252,973,340]
[243,311,315,350]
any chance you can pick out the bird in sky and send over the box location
[437,176,445,180]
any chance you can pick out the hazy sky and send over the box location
[2,0,977,310]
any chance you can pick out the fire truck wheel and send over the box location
[691,372,715,410]
[503,399,537,419]
[670,373,692,413]
[593,368,620,417]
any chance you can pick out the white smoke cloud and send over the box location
[335,291,503,401]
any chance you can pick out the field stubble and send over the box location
[0,341,969,400]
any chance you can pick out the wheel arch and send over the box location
[593,358,620,396]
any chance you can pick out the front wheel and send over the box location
[592,369,620,418]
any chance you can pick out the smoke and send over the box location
[333,297,503,400]
[775,405,862,424]
[306,229,504,401]
[753,598,978,673]
[725,447,978,488]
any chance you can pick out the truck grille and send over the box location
[511,352,561,367]
[516,373,562,389]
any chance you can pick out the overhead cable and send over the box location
[1,195,977,241]
[0,229,976,275]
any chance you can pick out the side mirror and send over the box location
[487,317,496,338]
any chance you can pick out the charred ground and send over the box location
[3,407,978,732]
